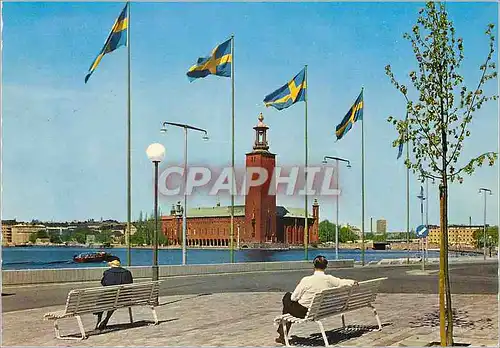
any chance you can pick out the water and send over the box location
[0,246,446,270]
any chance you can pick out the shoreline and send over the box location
[3,243,488,255]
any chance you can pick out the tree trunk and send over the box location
[438,59,453,345]
[444,186,453,346]
[440,182,454,345]
[439,183,447,346]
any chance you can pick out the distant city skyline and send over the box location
[2,2,498,231]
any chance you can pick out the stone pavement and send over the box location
[2,292,497,346]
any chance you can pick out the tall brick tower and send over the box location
[245,113,277,244]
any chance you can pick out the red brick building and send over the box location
[161,114,320,248]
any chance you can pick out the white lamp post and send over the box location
[322,156,351,260]
[161,122,208,265]
[146,143,165,281]
[478,188,492,260]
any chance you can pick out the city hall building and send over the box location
[161,114,320,248]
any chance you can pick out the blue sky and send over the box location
[2,2,498,231]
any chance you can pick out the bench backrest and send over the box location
[63,281,160,315]
[306,277,387,321]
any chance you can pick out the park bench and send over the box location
[274,277,387,347]
[43,281,160,340]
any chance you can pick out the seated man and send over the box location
[94,257,133,330]
[276,255,358,344]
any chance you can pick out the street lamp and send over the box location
[161,121,208,265]
[478,188,492,260]
[237,223,240,250]
[322,156,351,260]
[417,184,426,270]
[424,176,435,262]
[146,143,166,281]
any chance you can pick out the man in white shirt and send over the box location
[276,255,358,344]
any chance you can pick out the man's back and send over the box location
[291,271,355,308]
[276,255,357,344]
[101,267,133,286]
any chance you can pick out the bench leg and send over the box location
[281,320,291,347]
[150,306,159,325]
[128,308,134,324]
[53,319,62,339]
[341,314,346,328]
[52,317,86,340]
[76,315,87,339]
[316,321,329,347]
[371,305,382,331]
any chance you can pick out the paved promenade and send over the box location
[2,292,497,346]
[3,260,497,312]
[3,260,497,346]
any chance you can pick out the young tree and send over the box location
[29,230,49,243]
[319,220,335,242]
[49,233,62,244]
[96,230,112,244]
[473,225,498,248]
[385,2,497,345]
[338,226,358,243]
[29,233,37,244]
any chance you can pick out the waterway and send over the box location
[0,246,456,270]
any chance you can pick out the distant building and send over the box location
[161,114,320,248]
[111,230,125,244]
[11,223,46,245]
[46,226,69,236]
[428,224,484,248]
[35,237,50,245]
[376,219,387,234]
[86,234,96,245]
[2,219,17,246]
[346,224,361,237]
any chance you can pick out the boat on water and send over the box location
[73,251,113,263]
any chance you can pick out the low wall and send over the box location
[2,259,354,286]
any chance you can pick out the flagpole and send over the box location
[230,34,235,263]
[406,112,410,264]
[304,65,309,261]
[126,1,132,267]
[361,87,365,266]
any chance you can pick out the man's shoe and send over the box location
[275,337,286,345]
[96,323,107,331]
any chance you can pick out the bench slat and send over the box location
[67,296,159,312]
[69,289,157,299]
[307,287,351,320]
[70,290,159,302]
[289,278,387,323]
[319,294,351,304]
[315,305,349,318]
[347,297,376,307]
[57,282,160,317]
[69,289,159,301]
[348,292,376,301]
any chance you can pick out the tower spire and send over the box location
[253,113,269,151]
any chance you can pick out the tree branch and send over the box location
[447,31,495,166]
[447,151,498,178]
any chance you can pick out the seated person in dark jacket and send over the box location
[95,257,133,330]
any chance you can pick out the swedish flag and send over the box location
[397,142,404,160]
[187,38,232,81]
[263,68,306,110]
[85,4,128,83]
[336,90,363,140]
[397,110,408,160]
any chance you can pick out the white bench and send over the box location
[274,277,387,346]
[44,281,160,340]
